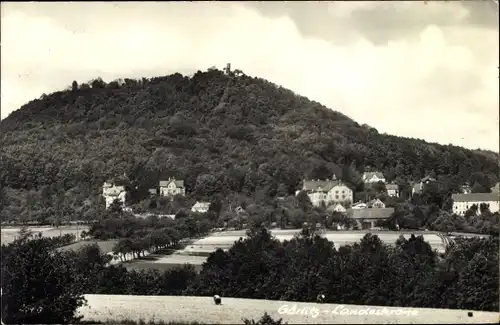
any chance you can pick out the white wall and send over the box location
[453,200,500,216]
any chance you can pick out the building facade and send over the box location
[102,181,127,209]
[362,172,386,184]
[299,175,353,207]
[386,184,399,197]
[368,198,386,208]
[159,177,186,197]
[191,201,211,213]
[452,193,500,216]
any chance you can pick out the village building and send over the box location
[159,177,185,197]
[347,207,395,229]
[460,183,472,194]
[386,184,400,197]
[134,212,176,219]
[298,174,353,207]
[191,201,211,213]
[102,181,127,209]
[451,193,500,216]
[362,172,386,184]
[368,198,386,208]
[412,176,437,195]
[326,203,347,214]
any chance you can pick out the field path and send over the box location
[77,295,499,324]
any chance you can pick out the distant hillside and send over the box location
[0,68,498,221]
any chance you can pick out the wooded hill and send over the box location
[0,67,498,222]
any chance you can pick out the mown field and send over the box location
[93,230,448,272]
[57,239,118,254]
[1,225,90,245]
[179,230,447,256]
[77,295,500,324]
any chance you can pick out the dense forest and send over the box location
[2,225,498,323]
[0,67,499,226]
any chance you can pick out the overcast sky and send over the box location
[1,1,498,151]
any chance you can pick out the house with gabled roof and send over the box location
[368,198,385,208]
[299,174,353,207]
[159,177,185,197]
[102,181,127,209]
[326,203,347,214]
[362,172,386,184]
[451,193,499,216]
[386,183,399,197]
[191,201,211,213]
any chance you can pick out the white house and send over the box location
[368,198,385,208]
[327,203,347,214]
[386,184,399,197]
[102,181,127,209]
[299,174,353,207]
[452,193,500,216]
[362,172,386,184]
[191,201,211,213]
[159,177,185,197]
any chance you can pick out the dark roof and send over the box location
[302,180,347,192]
[421,176,436,182]
[451,193,499,202]
[363,172,385,180]
[347,208,395,219]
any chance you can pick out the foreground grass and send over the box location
[81,312,283,325]
[82,321,205,325]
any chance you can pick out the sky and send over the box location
[1,1,499,152]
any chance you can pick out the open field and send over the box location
[1,225,90,245]
[77,294,500,324]
[179,230,447,257]
[121,230,447,272]
[57,240,118,254]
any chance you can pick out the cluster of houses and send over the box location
[296,173,398,229]
[102,177,211,216]
[102,170,500,229]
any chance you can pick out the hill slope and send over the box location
[0,68,498,221]
[77,294,500,324]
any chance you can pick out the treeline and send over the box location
[2,225,498,323]
[1,68,498,226]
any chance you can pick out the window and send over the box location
[335,195,339,200]
[335,190,339,194]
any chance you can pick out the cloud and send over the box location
[1,2,498,151]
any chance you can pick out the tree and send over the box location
[109,198,124,214]
[296,191,312,212]
[1,237,86,323]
